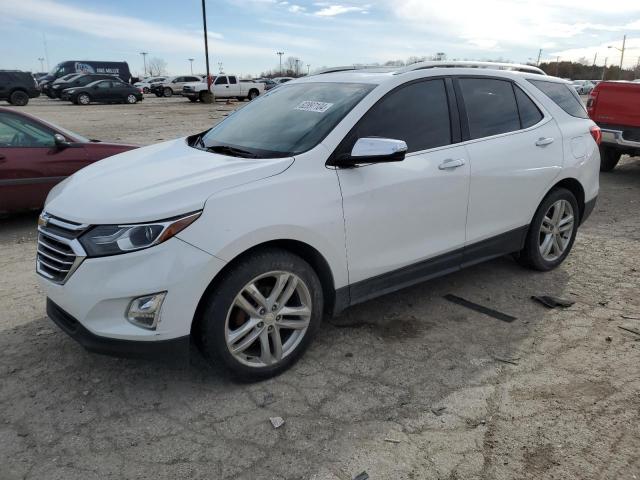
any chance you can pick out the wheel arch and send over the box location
[548,177,585,222]
[190,239,339,337]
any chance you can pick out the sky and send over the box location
[1,0,640,77]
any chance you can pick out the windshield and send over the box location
[197,82,375,158]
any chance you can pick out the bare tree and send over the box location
[147,57,168,76]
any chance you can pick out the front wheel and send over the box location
[599,146,621,172]
[163,87,173,97]
[125,94,138,104]
[9,90,29,106]
[517,188,579,271]
[77,93,91,105]
[197,248,323,379]
[143,87,149,94]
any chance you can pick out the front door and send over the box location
[0,112,88,213]
[335,78,470,297]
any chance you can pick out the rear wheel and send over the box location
[77,93,91,105]
[599,146,621,172]
[517,188,579,271]
[197,248,323,379]
[163,87,173,97]
[247,89,259,101]
[9,90,29,106]
[143,87,149,94]
[236,96,246,102]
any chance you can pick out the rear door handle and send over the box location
[535,137,554,146]
[438,158,466,170]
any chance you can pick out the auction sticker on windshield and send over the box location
[295,101,334,113]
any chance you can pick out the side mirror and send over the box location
[54,134,70,149]
[332,137,408,167]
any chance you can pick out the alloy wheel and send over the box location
[224,271,312,368]
[539,199,574,262]
[78,94,90,105]
[126,94,137,104]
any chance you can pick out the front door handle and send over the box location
[535,137,554,147]
[438,158,466,170]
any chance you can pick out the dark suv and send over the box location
[0,71,40,106]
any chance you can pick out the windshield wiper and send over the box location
[206,145,258,158]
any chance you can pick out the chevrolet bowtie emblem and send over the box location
[38,213,50,227]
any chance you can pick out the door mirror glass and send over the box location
[346,137,407,166]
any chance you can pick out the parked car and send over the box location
[587,80,640,171]
[153,76,202,97]
[0,108,136,214]
[38,61,131,90]
[0,71,40,106]
[255,78,277,91]
[182,75,265,102]
[134,76,167,94]
[272,76,295,85]
[52,74,118,99]
[38,62,599,379]
[572,80,595,95]
[64,79,143,105]
[43,73,82,98]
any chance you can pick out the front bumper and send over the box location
[182,91,198,99]
[47,299,190,361]
[39,236,226,351]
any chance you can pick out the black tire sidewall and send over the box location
[523,188,579,271]
[163,87,173,97]
[10,91,28,106]
[199,248,323,379]
[599,146,621,172]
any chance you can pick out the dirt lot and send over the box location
[1,96,639,480]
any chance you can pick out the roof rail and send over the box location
[395,61,546,76]
[314,65,389,75]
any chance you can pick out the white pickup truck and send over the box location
[182,75,265,102]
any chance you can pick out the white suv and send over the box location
[38,62,600,379]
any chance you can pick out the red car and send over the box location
[587,81,640,171]
[0,107,137,214]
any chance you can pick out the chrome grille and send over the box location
[36,213,89,284]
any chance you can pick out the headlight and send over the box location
[79,211,201,257]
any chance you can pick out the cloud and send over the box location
[4,0,274,57]
[314,4,369,16]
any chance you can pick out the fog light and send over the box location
[126,292,166,330]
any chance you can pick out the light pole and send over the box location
[277,51,284,75]
[555,55,560,76]
[37,57,45,72]
[295,59,300,76]
[218,62,223,74]
[307,64,310,75]
[140,52,148,76]
[608,34,626,74]
[536,48,542,66]
[188,58,194,75]
[602,57,608,81]
[201,0,213,103]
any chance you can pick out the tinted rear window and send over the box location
[514,86,543,128]
[528,80,588,119]
[459,78,521,139]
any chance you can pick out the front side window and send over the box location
[214,76,227,85]
[459,78,521,139]
[351,79,452,153]
[198,82,375,157]
[96,81,112,89]
[528,79,588,119]
[0,113,54,147]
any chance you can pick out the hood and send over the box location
[45,138,294,224]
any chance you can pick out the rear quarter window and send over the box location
[528,80,588,119]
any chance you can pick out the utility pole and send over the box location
[536,48,542,66]
[555,56,560,76]
[277,51,284,75]
[37,57,45,72]
[602,57,608,81]
[592,52,598,67]
[218,62,223,74]
[295,59,300,76]
[201,0,213,103]
[307,64,310,75]
[188,58,194,74]
[42,33,50,70]
[620,34,626,70]
[140,52,148,76]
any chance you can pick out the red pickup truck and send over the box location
[587,81,640,171]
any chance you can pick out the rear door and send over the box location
[457,77,563,257]
[91,80,113,101]
[227,76,241,96]
[213,76,229,97]
[0,112,88,212]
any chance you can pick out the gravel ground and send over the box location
[0,96,639,480]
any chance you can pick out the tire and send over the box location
[517,188,579,271]
[247,89,259,101]
[143,87,149,94]
[163,87,173,97]
[197,248,323,379]
[125,94,137,104]
[77,93,91,105]
[9,90,29,106]
[188,97,198,103]
[236,96,246,102]
[154,92,162,97]
[599,146,621,172]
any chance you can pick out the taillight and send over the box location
[590,125,602,145]
[586,90,598,116]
